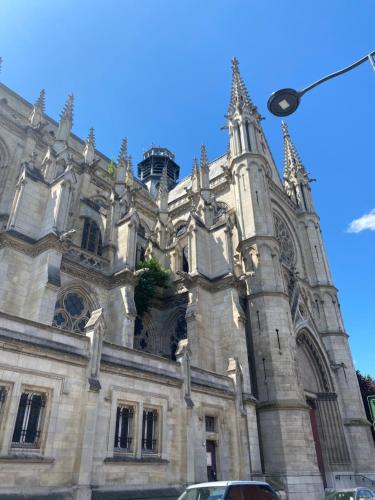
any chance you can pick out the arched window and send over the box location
[236,123,242,153]
[175,223,187,238]
[136,244,146,264]
[81,218,103,256]
[182,246,189,273]
[245,121,252,151]
[52,289,92,333]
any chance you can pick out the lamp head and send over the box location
[267,88,301,116]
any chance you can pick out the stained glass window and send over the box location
[52,290,92,333]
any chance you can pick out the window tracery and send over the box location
[175,222,187,238]
[52,290,92,333]
[273,213,296,267]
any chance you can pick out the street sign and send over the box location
[368,395,375,423]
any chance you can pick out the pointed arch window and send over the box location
[81,218,103,256]
[236,123,243,153]
[182,246,189,273]
[52,289,92,333]
[245,121,252,151]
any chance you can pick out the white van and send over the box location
[177,480,279,500]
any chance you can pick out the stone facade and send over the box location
[0,58,374,500]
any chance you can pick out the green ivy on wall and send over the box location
[134,258,170,317]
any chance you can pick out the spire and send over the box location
[282,121,313,210]
[282,121,306,179]
[116,138,131,184]
[125,155,133,186]
[191,157,200,193]
[83,127,96,165]
[200,144,208,167]
[35,89,46,112]
[29,89,46,128]
[157,166,169,212]
[118,138,128,165]
[87,127,95,146]
[227,57,256,117]
[200,144,210,190]
[56,93,74,142]
[60,93,74,124]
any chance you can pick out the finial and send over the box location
[87,127,95,146]
[282,121,306,178]
[231,57,240,73]
[227,57,255,117]
[60,93,74,125]
[200,144,208,167]
[125,155,134,185]
[83,127,96,165]
[118,137,128,164]
[29,89,46,128]
[281,120,289,138]
[159,166,168,194]
[35,89,46,112]
[192,157,199,175]
[157,166,169,210]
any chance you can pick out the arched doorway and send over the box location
[296,330,351,485]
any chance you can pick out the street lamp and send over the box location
[267,50,375,117]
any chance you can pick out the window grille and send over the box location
[205,416,215,432]
[12,392,46,448]
[142,409,158,453]
[81,218,103,256]
[114,405,134,452]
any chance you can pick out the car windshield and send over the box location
[178,486,227,500]
[325,492,356,500]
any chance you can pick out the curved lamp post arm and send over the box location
[300,50,375,96]
[268,50,375,116]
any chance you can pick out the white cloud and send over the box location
[347,208,375,233]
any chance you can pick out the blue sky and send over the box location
[1,0,374,376]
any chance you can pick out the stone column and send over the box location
[227,357,254,479]
[185,286,199,366]
[73,309,105,500]
[176,339,195,484]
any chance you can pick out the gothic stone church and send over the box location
[0,59,374,500]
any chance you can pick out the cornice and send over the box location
[257,399,309,412]
[0,231,64,256]
[320,330,349,339]
[61,259,137,289]
[174,272,245,294]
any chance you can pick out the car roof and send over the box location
[187,481,270,489]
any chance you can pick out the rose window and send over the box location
[274,213,296,267]
[52,291,91,333]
